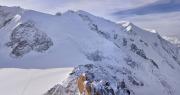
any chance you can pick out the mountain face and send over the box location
[0,6,180,95]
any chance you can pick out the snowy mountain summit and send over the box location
[0,6,180,95]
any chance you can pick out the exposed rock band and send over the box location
[77,73,131,95]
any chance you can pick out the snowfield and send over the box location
[0,68,73,95]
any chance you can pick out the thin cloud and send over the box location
[113,0,180,17]
[0,0,155,17]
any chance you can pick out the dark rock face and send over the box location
[128,75,144,86]
[123,38,127,46]
[124,57,138,68]
[150,59,159,69]
[130,44,147,59]
[91,24,110,39]
[6,21,53,57]
[85,50,104,62]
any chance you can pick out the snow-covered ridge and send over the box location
[163,36,180,48]
[0,6,180,95]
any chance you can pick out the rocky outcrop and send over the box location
[44,84,68,95]
[6,21,53,57]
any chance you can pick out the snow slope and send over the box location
[0,68,73,95]
[0,6,180,95]
[0,7,116,68]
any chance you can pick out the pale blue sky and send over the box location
[0,0,180,38]
[0,0,156,17]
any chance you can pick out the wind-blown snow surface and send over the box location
[0,6,180,95]
[0,68,73,95]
